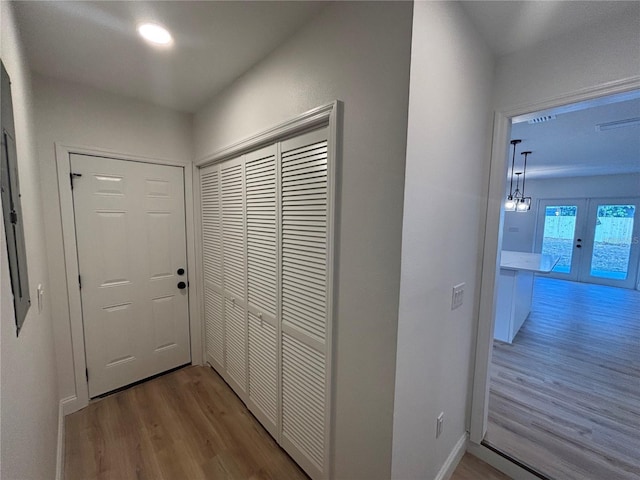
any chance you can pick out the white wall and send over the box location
[0,3,59,479]
[502,174,640,252]
[494,4,640,112]
[391,2,495,478]
[194,2,412,478]
[32,75,193,403]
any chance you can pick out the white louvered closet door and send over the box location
[200,164,225,372]
[199,121,334,480]
[245,144,279,437]
[220,156,247,395]
[280,127,331,479]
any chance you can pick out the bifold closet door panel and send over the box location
[280,126,330,478]
[247,310,278,435]
[200,164,225,370]
[245,145,279,435]
[220,158,246,302]
[246,145,278,316]
[220,156,247,394]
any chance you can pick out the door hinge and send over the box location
[78,275,82,289]
[70,172,82,189]
[9,210,17,224]
[85,368,88,382]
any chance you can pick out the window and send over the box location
[1,61,30,335]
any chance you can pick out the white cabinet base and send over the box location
[494,269,534,344]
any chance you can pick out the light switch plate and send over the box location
[452,283,465,310]
[37,284,44,313]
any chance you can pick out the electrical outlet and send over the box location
[436,412,444,438]
[452,283,465,310]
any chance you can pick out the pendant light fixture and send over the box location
[504,139,521,211]
[516,150,532,212]
[504,139,533,213]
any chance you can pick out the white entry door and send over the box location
[71,154,191,397]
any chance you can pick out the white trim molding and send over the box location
[435,434,468,480]
[469,77,640,463]
[55,397,69,480]
[195,102,340,167]
[54,143,199,415]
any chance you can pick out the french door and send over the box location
[535,197,640,289]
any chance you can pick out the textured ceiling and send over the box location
[12,1,640,179]
[460,1,639,57]
[13,1,326,112]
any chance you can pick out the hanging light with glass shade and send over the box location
[504,139,521,211]
[504,139,533,212]
[516,150,532,212]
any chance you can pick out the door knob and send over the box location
[576,244,582,248]
[177,281,187,289]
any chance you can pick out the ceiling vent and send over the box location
[528,115,556,124]
[596,117,640,132]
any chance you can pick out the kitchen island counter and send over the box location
[494,251,558,344]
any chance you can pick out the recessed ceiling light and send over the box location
[137,23,173,46]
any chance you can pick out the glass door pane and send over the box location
[535,199,587,281]
[590,204,635,279]
[541,205,578,274]
[580,198,640,289]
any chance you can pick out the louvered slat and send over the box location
[282,332,326,470]
[281,139,328,343]
[221,162,245,301]
[225,298,246,390]
[200,167,223,287]
[246,150,277,316]
[204,286,224,366]
[201,165,225,369]
[248,312,277,425]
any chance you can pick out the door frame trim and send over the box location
[469,75,640,470]
[55,144,202,415]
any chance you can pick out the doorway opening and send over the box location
[474,89,640,479]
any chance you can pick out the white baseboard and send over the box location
[435,433,468,480]
[61,394,81,416]
[56,400,65,480]
[56,395,79,480]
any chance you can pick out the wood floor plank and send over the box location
[486,277,640,480]
[65,366,308,480]
[451,453,511,480]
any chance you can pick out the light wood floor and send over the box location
[486,277,640,480]
[64,366,308,480]
[65,365,510,480]
[451,454,511,480]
